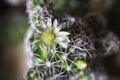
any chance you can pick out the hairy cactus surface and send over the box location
[24,0,120,80]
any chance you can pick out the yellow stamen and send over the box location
[41,29,56,46]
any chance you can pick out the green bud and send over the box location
[75,60,87,70]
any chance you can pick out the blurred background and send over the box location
[0,0,120,80]
[0,0,28,80]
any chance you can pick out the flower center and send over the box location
[41,29,56,46]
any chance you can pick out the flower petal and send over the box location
[64,37,70,43]
[58,42,68,49]
[54,27,61,34]
[53,19,57,28]
[47,18,52,28]
[56,31,70,36]
[55,37,64,43]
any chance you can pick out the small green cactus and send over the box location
[24,0,120,80]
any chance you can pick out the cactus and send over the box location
[24,0,120,80]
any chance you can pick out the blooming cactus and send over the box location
[24,0,120,80]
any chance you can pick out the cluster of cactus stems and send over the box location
[24,0,120,80]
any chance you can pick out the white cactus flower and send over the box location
[37,18,70,49]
